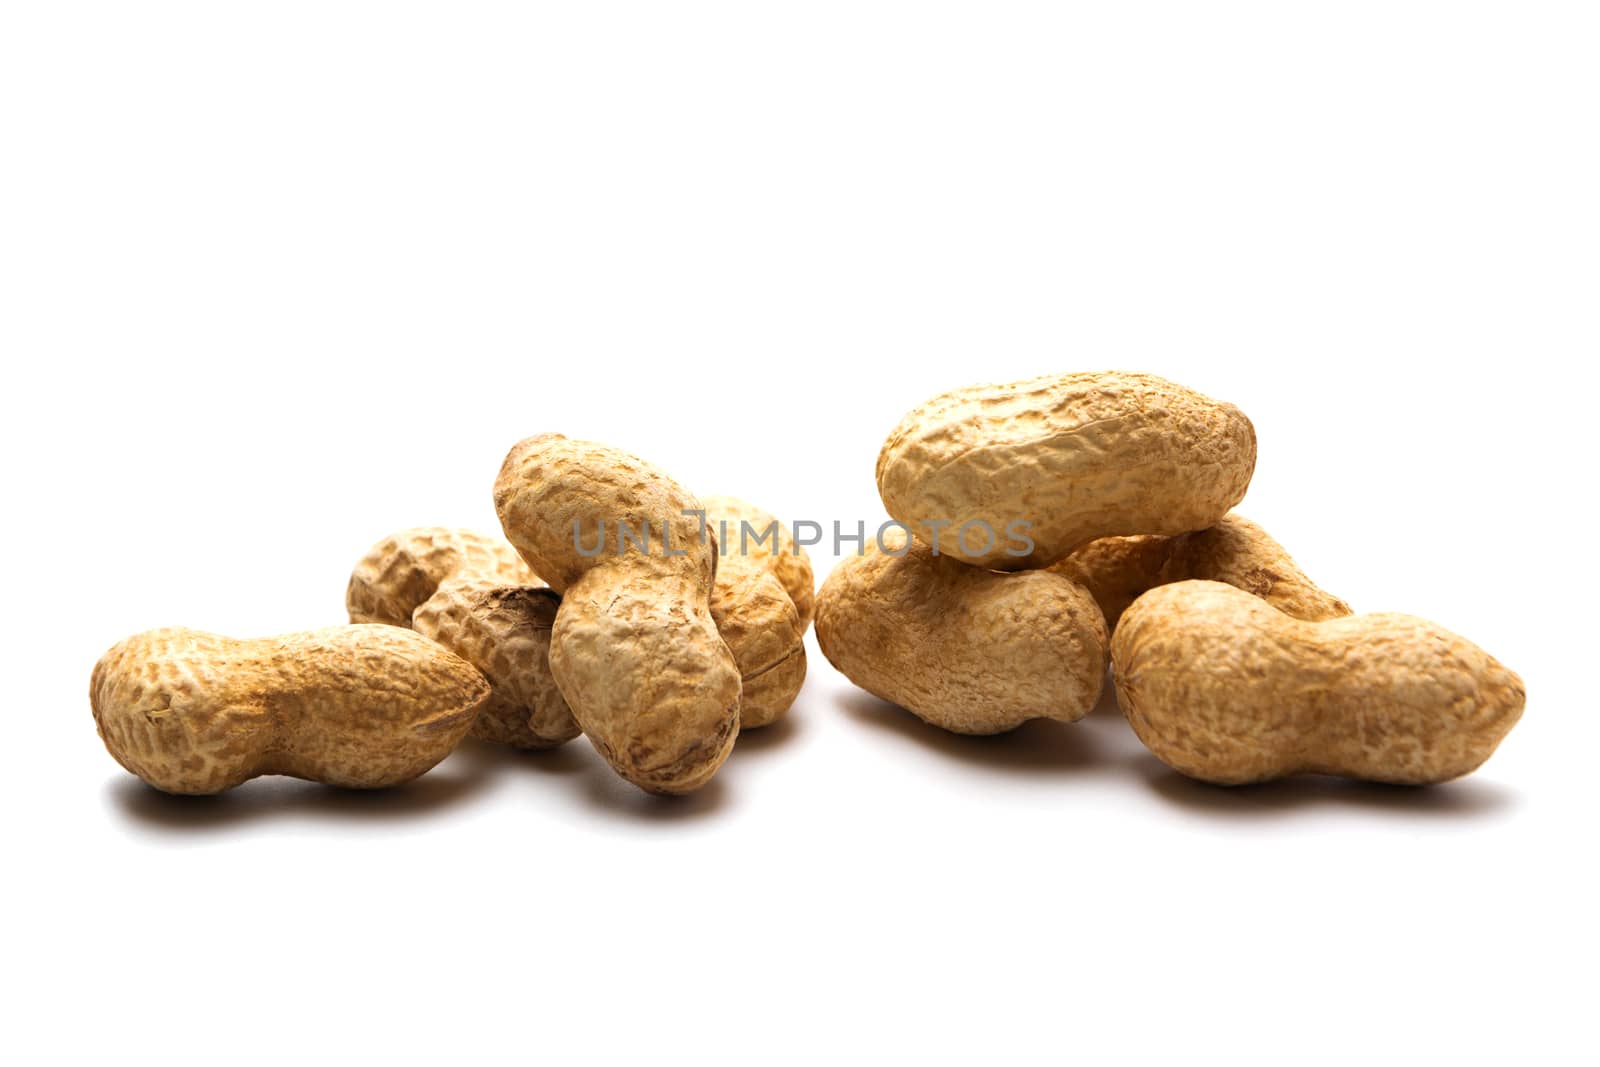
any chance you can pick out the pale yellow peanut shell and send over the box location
[700,493,815,630]
[347,526,577,749]
[1050,513,1351,630]
[875,371,1257,569]
[814,528,1108,734]
[92,625,489,795]
[1111,581,1525,785]
[494,434,740,795]
[709,551,806,729]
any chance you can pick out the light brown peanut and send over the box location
[1112,581,1525,785]
[709,549,806,729]
[875,371,1256,569]
[700,493,816,630]
[815,528,1108,734]
[92,625,489,795]
[494,434,740,795]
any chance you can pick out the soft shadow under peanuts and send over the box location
[447,737,593,778]
[576,766,731,823]
[1067,676,1159,757]
[106,758,491,833]
[455,733,732,822]
[838,689,1106,772]
[1085,669,1124,717]
[733,712,803,756]
[1136,761,1518,818]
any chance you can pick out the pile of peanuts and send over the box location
[90,372,1525,800]
[820,371,1524,785]
[92,434,813,796]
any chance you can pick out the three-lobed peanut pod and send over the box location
[875,371,1257,569]
[92,625,490,795]
[1111,581,1525,785]
[815,528,1108,734]
[494,434,741,795]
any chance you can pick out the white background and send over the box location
[3,3,1595,1064]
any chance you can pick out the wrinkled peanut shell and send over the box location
[92,625,489,795]
[1112,581,1525,785]
[876,371,1256,569]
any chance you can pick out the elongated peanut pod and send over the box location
[1112,581,1524,785]
[876,371,1256,569]
[494,434,740,795]
[815,529,1107,734]
[92,625,489,795]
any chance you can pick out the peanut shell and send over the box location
[1111,581,1525,785]
[875,371,1256,569]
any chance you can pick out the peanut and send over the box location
[347,527,578,750]
[347,525,534,626]
[875,371,1256,569]
[709,549,806,728]
[814,528,1108,734]
[1050,513,1351,630]
[494,434,740,794]
[1111,581,1525,785]
[700,493,815,630]
[91,625,489,795]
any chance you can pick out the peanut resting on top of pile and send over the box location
[92,370,1524,804]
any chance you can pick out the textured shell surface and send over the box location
[708,550,806,729]
[348,525,570,750]
[700,493,816,630]
[413,576,579,749]
[814,528,1107,734]
[1111,581,1525,785]
[494,434,715,595]
[875,371,1257,569]
[347,526,536,626]
[91,625,489,795]
[1051,513,1351,629]
[494,434,740,794]
[550,568,740,794]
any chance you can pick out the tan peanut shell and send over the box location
[709,550,806,728]
[347,527,578,749]
[1112,581,1525,785]
[814,528,1108,734]
[353,522,803,739]
[347,526,534,626]
[92,625,490,795]
[700,493,815,630]
[1051,513,1351,630]
[494,434,740,795]
[875,371,1257,569]
[412,577,579,749]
